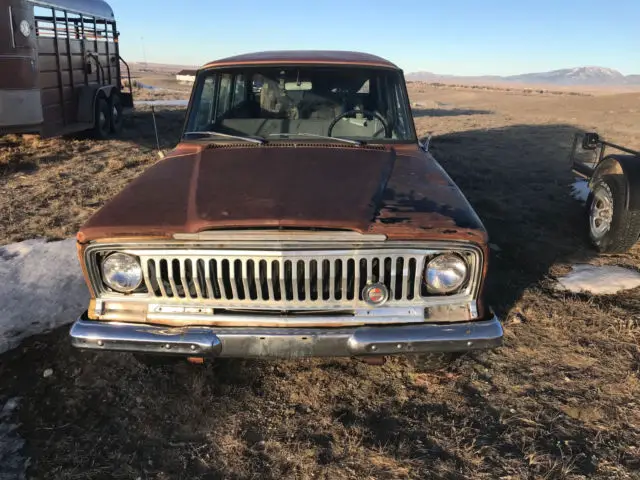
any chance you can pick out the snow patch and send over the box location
[571,179,590,203]
[0,239,88,355]
[556,264,640,295]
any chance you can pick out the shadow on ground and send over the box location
[0,107,186,177]
[430,123,593,314]
[1,123,639,479]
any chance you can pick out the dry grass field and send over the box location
[1,80,640,479]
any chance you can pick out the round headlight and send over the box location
[101,253,143,293]
[425,253,468,293]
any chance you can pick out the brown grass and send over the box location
[408,80,593,97]
[0,102,186,245]
[131,87,191,102]
[1,83,640,479]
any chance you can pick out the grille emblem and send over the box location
[362,283,389,306]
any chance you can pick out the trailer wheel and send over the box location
[587,175,640,253]
[109,93,123,134]
[92,97,111,139]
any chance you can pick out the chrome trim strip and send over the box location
[145,313,425,327]
[70,314,503,358]
[172,231,388,242]
[8,6,16,49]
[91,299,478,326]
[86,239,481,251]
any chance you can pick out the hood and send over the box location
[78,145,487,244]
[79,145,395,241]
[369,150,487,242]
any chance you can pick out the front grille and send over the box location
[139,250,433,308]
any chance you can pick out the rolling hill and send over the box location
[406,66,640,86]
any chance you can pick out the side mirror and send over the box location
[419,134,432,152]
[582,132,600,150]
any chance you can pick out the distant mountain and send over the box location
[505,67,627,85]
[406,71,502,84]
[406,66,640,86]
[626,74,640,84]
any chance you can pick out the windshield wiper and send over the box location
[268,133,363,146]
[183,131,266,144]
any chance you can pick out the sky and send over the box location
[110,0,640,76]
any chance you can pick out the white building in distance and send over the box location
[176,69,197,84]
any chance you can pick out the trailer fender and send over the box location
[591,154,640,211]
[77,86,117,125]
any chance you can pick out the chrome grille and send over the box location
[139,251,430,308]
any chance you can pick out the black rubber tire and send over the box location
[109,92,124,135]
[92,96,111,139]
[587,174,640,253]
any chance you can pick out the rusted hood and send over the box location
[369,150,488,243]
[78,146,395,241]
[78,145,487,244]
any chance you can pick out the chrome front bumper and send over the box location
[70,312,503,358]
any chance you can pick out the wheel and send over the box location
[587,175,640,253]
[92,96,111,139]
[109,92,123,135]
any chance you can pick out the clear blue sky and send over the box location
[110,0,640,76]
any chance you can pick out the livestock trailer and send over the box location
[0,0,132,138]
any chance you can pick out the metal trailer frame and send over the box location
[0,0,132,138]
[571,132,640,178]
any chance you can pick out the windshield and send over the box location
[184,66,416,143]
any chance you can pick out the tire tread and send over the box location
[589,175,640,253]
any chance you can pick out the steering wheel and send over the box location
[328,109,391,138]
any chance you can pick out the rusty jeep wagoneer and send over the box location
[69,51,503,364]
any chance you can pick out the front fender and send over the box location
[591,154,640,211]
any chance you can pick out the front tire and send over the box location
[587,175,640,253]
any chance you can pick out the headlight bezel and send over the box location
[100,252,144,293]
[424,252,470,294]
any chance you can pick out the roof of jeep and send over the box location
[201,50,400,70]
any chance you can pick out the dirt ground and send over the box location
[1,82,640,479]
